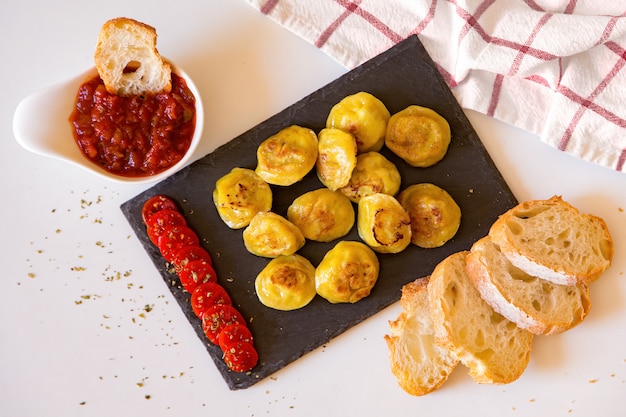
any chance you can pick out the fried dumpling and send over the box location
[339,151,401,203]
[316,128,358,191]
[398,183,461,248]
[243,211,306,258]
[326,91,390,153]
[255,125,318,186]
[287,188,355,242]
[255,254,317,311]
[213,167,272,229]
[385,105,451,168]
[315,241,380,304]
[357,193,412,254]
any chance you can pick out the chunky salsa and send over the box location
[69,73,196,177]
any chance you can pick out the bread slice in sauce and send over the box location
[94,17,171,96]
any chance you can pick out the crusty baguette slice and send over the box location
[384,277,459,396]
[466,236,591,335]
[489,196,613,286]
[428,252,533,384]
[94,17,172,96]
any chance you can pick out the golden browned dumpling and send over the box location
[385,105,451,168]
[357,193,412,254]
[213,167,272,229]
[287,188,355,242]
[255,254,317,311]
[315,241,380,304]
[326,92,390,153]
[339,152,401,203]
[316,128,358,191]
[397,183,461,248]
[243,211,306,258]
[255,125,318,186]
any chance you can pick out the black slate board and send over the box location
[120,35,518,390]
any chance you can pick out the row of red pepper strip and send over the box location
[141,195,258,373]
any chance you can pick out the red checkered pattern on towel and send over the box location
[246,0,626,173]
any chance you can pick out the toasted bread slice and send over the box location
[384,277,458,395]
[466,237,591,335]
[489,196,613,285]
[94,17,171,96]
[428,252,533,384]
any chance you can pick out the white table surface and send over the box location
[2,1,625,416]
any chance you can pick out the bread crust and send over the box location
[489,196,613,285]
[385,196,612,394]
[384,277,458,396]
[466,237,591,335]
[94,17,172,96]
[427,252,533,384]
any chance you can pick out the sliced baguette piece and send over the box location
[94,17,172,96]
[428,252,533,384]
[489,196,613,286]
[384,277,459,396]
[466,236,591,335]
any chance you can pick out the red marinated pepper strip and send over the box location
[157,225,200,262]
[223,341,259,373]
[178,260,218,293]
[190,282,231,318]
[141,195,179,223]
[146,209,187,245]
[202,304,246,345]
[142,195,258,372]
[171,245,213,272]
[218,323,254,351]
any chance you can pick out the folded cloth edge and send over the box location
[245,0,626,173]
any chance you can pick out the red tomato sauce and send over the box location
[69,73,196,177]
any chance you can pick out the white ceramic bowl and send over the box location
[12,60,204,184]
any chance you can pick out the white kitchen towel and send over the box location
[245,0,626,173]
